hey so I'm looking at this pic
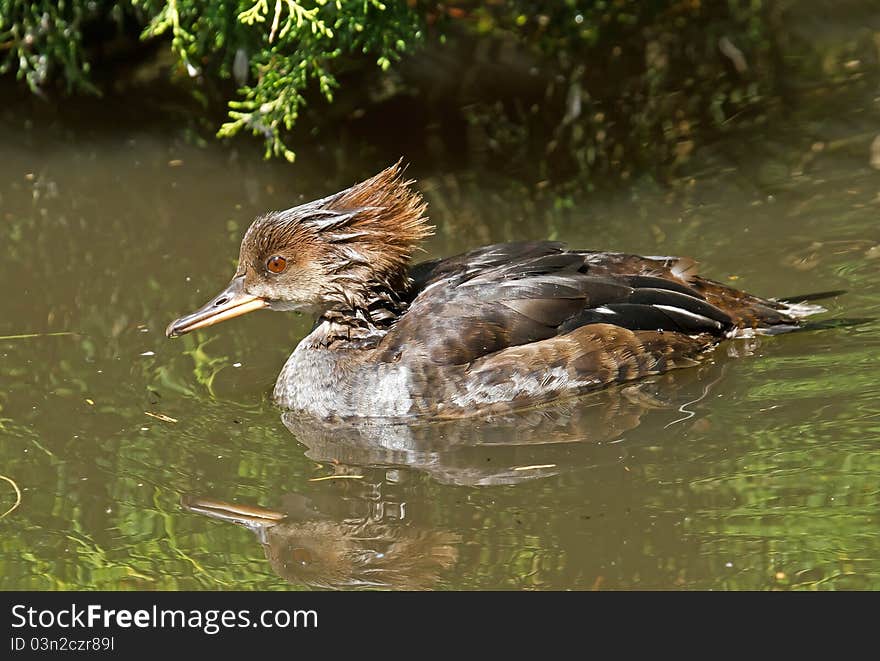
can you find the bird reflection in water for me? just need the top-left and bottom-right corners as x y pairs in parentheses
(283, 361), (733, 486)
(183, 360), (736, 589)
(182, 475), (460, 591)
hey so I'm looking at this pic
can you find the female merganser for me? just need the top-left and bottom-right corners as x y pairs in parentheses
(166, 162), (826, 419)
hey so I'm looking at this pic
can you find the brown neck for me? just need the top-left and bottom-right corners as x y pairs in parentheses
(311, 280), (411, 350)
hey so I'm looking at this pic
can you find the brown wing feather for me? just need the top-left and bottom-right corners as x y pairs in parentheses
(580, 249), (795, 326)
(381, 241), (800, 367)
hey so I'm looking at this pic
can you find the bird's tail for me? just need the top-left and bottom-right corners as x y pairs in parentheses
(774, 289), (846, 320)
(752, 290), (872, 335)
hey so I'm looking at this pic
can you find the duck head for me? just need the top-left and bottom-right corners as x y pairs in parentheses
(166, 162), (431, 338)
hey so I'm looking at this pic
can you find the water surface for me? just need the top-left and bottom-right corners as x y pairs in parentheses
(1, 89), (878, 590)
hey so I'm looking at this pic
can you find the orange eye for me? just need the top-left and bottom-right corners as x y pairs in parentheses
(266, 255), (287, 274)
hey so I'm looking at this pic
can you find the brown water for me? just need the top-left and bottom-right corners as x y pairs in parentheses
(1, 88), (878, 590)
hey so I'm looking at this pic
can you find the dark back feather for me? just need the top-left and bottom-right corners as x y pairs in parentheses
(379, 241), (802, 366)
